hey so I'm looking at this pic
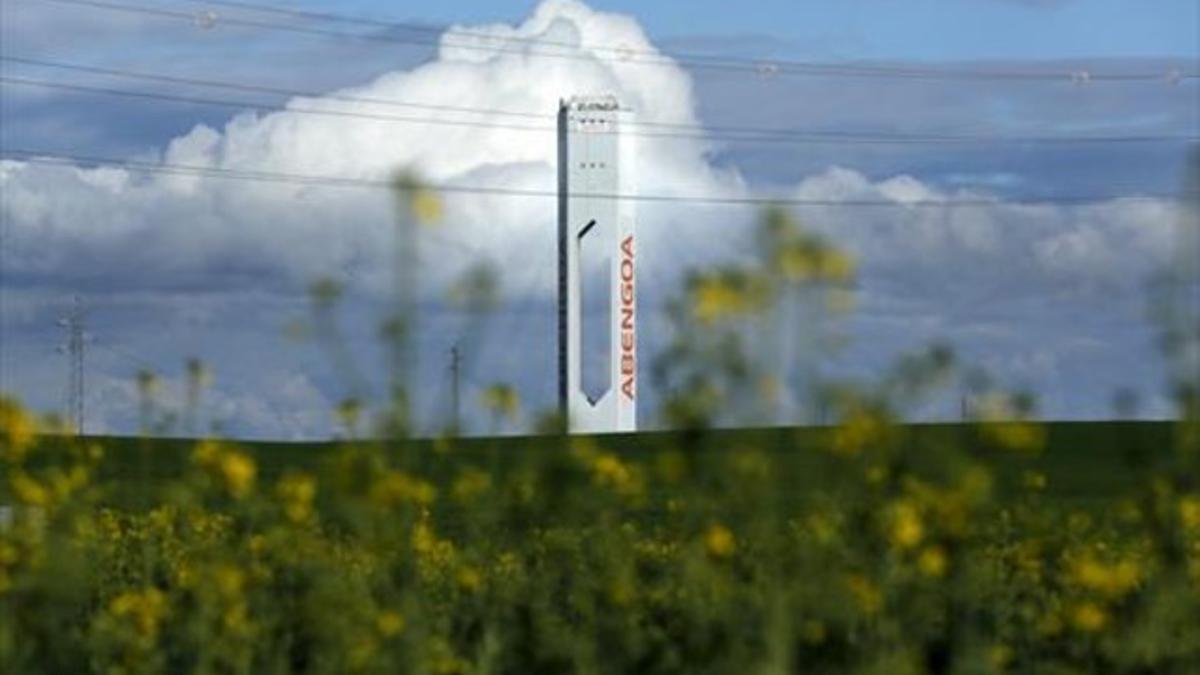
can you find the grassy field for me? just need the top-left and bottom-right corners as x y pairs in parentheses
(42, 420), (1177, 510)
(5, 390), (1200, 673)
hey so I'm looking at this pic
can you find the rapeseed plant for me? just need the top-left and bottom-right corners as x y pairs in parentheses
(0, 194), (1197, 673)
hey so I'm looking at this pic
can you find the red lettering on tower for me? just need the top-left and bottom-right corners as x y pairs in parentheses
(619, 235), (636, 401)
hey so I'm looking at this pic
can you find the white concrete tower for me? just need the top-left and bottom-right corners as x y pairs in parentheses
(557, 96), (637, 433)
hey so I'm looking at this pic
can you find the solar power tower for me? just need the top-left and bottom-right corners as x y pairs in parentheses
(557, 96), (637, 433)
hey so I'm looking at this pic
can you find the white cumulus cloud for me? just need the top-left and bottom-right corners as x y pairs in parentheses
(0, 0), (1188, 436)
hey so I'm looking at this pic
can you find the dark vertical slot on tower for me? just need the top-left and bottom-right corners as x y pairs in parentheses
(579, 218), (612, 405)
(556, 102), (569, 419)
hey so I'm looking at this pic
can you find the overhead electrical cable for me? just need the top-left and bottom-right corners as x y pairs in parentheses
(177, 0), (1200, 83)
(0, 76), (554, 133)
(2, 149), (1187, 208)
(27, 0), (1199, 83)
(1, 55), (549, 121)
(29, 0), (770, 75)
(178, 0), (734, 64)
(8, 56), (1197, 144)
(3, 70), (1195, 146)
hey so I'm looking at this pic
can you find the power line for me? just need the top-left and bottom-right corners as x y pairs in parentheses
(27, 0), (1199, 84)
(9, 56), (1197, 145)
(1, 55), (548, 121)
(181, 0), (737, 68)
(95, 341), (166, 374)
(178, 0), (1200, 84)
(7, 74), (1194, 147)
(2, 148), (1187, 208)
(0, 76), (551, 133)
(32, 0), (715, 73)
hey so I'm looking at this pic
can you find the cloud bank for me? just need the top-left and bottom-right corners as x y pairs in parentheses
(0, 0), (1189, 436)
(2, 0), (742, 300)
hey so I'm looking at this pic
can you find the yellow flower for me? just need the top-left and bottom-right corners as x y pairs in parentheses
(109, 588), (168, 639)
(371, 470), (437, 508)
(46, 465), (89, 502)
(865, 464), (888, 485)
(830, 407), (891, 457)
(0, 542), (16, 566)
(276, 472), (317, 523)
(450, 469), (491, 504)
(174, 562), (195, 588)
(1069, 554), (1140, 599)
(918, 546), (948, 578)
(214, 565), (245, 599)
(988, 422), (1045, 453)
(704, 523), (736, 560)
(590, 453), (642, 498)
(9, 471), (49, 507)
(456, 566), (483, 593)
(0, 397), (37, 464)
(393, 172), (443, 226)
(223, 602), (250, 634)
(845, 574), (882, 615)
(887, 501), (924, 550)
(480, 384), (520, 421)
(376, 610), (405, 638)
(816, 249), (856, 283)
(689, 272), (770, 324)
(493, 551), (520, 579)
(989, 645), (1014, 669)
(219, 451), (256, 499)
(1014, 540), (1044, 582)
(412, 521), (455, 566)
(1071, 602), (1108, 632)
(193, 441), (256, 498)
(975, 395), (1045, 452)
(411, 188), (443, 225)
(806, 512), (838, 546)
(1180, 496), (1200, 532)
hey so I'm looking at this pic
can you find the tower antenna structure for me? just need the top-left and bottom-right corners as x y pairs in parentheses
(449, 343), (461, 433)
(57, 295), (86, 435)
(557, 96), (637, 433)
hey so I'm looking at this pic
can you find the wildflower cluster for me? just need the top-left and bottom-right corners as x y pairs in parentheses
(0, 391), (1195, 673)
(1, 198), (1197, 673)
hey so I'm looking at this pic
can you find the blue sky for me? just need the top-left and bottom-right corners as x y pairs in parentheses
(1, 0), (1197, 438)
(333, 0), (1200, 59)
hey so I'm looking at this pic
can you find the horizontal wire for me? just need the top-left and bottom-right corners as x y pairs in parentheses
(26, 0), (752, 75)
(179, 0), (1200, 83)
(0, 76), (552, 132)
(0, 55), (550, 121)
(24, 0), (1200, 83)
(2, 148), (1186, 207)
(4, 63), (1195, 144)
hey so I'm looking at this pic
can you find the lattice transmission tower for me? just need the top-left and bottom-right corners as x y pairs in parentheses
(57, 296), (87, 435)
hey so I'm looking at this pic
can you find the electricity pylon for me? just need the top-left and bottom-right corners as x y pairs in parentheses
(57, 295), (86, 435)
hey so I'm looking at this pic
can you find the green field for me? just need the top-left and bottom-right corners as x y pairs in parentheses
(51, 420), (1178, 510)
(6, 400), (1200, 673)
